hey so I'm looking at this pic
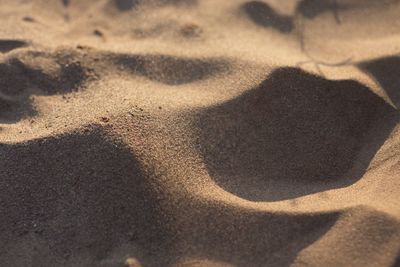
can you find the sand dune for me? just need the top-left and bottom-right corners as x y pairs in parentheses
(0, 0), (399, 266)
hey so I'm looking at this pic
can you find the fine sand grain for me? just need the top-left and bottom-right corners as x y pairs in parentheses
(0, 0), (400, 266)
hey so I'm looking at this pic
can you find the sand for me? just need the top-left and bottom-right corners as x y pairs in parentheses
(0, 0), (399, 266)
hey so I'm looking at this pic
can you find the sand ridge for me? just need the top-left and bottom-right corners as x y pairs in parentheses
(0, 0), (400, 266)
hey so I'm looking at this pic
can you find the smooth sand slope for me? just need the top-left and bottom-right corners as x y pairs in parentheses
(0, 0), (400, 266)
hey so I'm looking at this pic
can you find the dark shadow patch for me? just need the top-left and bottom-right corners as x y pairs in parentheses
(93, 29), (104, 37)
(62, 0), (70, 7)
(195, 67), (398, 201)
(167, 200), (339, 267)
(0, 58), (68, 97)
(180, 23), (202, 38)
(0, 58), (86, 95)
(359, 56), (400, 109)
(0, 56), (88, 123)
(242, 1), (294, 33)
(0, 40), (28, 53)
(114, 54), (226, 85)
(392, 254), (400, 267)
(115, 0), (139, 11)
(0, 97), (37, 124)
(159, 0), (197, 6)
(296, 0), (400, 19)
(22, 16), (36, 23)
(57, 61), (88, 93)
(296, 0), (342, 20)
(113, 0), (196, 11)
(0, 98), (15, 115)
(0, 129), (172, 266)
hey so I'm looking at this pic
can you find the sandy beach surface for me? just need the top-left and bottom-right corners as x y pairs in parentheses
(0, 0), (400, 266)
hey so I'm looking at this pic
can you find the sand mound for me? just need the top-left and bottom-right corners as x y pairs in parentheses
(195, 67), (398, 201)
(0, 0), (399, 266)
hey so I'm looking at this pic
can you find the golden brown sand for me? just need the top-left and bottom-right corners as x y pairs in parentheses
(0, 0), (400, 266)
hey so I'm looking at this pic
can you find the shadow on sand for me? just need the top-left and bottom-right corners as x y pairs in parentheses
(195, 67), (399, 201)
